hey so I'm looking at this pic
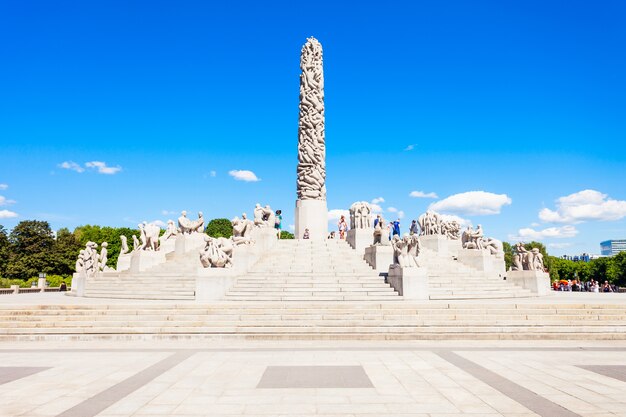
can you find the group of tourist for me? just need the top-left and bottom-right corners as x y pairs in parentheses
(553, 279), (619, 293)
(336, 215), (402, 240)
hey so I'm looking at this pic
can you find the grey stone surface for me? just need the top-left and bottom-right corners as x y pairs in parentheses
(0, 367), (49, 385)
(257, 365), (373, 388)
(578, 365), (626, 382)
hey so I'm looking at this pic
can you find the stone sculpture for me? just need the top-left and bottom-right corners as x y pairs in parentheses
(461, 225), (484, 249)
(132, 235), (140, 251)
(511, 243), (544, 271)
(349, 201), (372, 229)
(119, 235), (129, 255)
(391, 234), (421, 268)
(199, 236), (233, 268)
(373, 217), (391, 246)
(253, 204), (276, 228)
(160, 220), (178, 243)
(231, 214), (254, 245)
(297, 37), (326, 201)
(98, 242), (109, 271)
(139, 222), (160, 251)
(75, 241), (99, 277)
(417, 210), (460, 240)
(177, 211), (205, 234)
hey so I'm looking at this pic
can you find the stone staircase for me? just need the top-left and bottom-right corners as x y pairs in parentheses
(82, 249), (198, 301)
(225, 239), (401, 301)
(1, 302), (626, 340)
(418, 247), (535, 300)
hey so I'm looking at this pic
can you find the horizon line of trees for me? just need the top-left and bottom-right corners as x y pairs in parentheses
(0, 220), (623, 286)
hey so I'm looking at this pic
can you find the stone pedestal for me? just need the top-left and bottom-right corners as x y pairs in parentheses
(116, 253), (131, 272)
(363, 245), (394, 273)
(457, 249), (506, 279)
(130, 250), (166, 273)
(250, 227), (278, 254)
(195, 268), (235, 302)
(347, 228), (374, 255)
(70, 272), (86, 297)
(507, 270), (551, 296)
(295, 199), (328, 240)
(418, 235), (461, 257)
(231, 244), (260, 272)
(387, 266), (429, 300)
(37, 277), (47, 290)
(10, 285), (19, 294)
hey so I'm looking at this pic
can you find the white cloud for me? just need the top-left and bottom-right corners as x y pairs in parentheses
(539, 190), (626, 224)
(430, 191), (512, 215)
(152, 220), (166, 228)
(161, 210), (177, 216)
(404, 144), (416, 151)
(439, 213), (471, 227)
(228, 170), (260, 182)
(371, 197), (385, 204)
(328, 209), (349, 221)
(0, 196), (16, 206)
(59, 161), (85, 173)
(210, 170), (217, 177)
(397, 210), (405, 219)
(387, 207), (398, 213)
(0, 209), (18, 219)
(370, 203), (383, 214)
(85, 161), (122, 175)
(511, 225), (578, 241)
(409, 190), (439, 199)
(0, 184), (7, 190)
(288, 224), (295, 231)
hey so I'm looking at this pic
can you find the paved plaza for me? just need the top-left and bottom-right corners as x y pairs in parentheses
(1, 293), (625, 417)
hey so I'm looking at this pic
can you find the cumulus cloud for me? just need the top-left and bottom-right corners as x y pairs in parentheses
(328, 209), (349, 221)
(0, 196), (16, 206)
(439, 213), (471, 227)
(370, 203), (383, 213)
(0, 209), (18, 219)
(85, 161), (122, 175)
(228, 170), (260, 182)
(59, 161), (85, 173)
(0, 184), (7, 190)
(387, 207), (398, 213)
(539, 189), (626, 224)
(429, 191), (512, 215)
(511, 225), (578, 240)
(151, 220), (167, 228)
(404, 144), (416, 151)
(371, 197), (385, 204)
(161, 210), (177, 216)
(409, 190), (438, 199)
(210, 170), (217, 177)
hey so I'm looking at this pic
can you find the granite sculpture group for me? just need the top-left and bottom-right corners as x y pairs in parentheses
(75, 241), (110, 277)
(511, 242), (545, 271)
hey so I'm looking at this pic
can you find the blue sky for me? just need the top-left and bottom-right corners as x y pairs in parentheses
(1, 0), (625, 256)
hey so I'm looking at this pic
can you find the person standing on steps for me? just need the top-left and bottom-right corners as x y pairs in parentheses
(338, 215), (347, 239)
(275, 209), (282, 239)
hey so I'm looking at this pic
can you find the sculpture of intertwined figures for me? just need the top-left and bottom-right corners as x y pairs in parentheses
(297, 37), (326, 201)
(349, 201), (372, 229)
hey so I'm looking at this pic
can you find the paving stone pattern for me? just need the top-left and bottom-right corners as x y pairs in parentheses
(0, 346), (624, 416)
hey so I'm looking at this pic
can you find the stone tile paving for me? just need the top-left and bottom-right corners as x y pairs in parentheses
(0, 344), (624, 416)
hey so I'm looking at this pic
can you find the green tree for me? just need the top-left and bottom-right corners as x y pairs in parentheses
(74, 225), (137, 268)
(6, 220), (55, 279)
(608, 252), (626, 286)
(502, 241), (513, 271)
(50, 228), (82, 276)
(206, 218), (233, 238)
(0, 225), (9, 277)
(588, 257), (611, 283)
(280, 231), (294, 239)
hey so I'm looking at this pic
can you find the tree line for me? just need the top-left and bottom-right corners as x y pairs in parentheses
(0, 219), (294, 285)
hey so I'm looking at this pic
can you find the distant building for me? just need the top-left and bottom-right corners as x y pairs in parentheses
(600, 240), (626, 256)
